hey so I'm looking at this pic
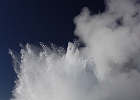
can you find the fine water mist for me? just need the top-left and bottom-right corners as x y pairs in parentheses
(10, 0), (140, 100)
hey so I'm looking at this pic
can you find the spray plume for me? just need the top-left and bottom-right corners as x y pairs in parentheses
(10, 0), (140, 100)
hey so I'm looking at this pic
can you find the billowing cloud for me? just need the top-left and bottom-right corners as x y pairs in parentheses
(10, 0), (140, 100)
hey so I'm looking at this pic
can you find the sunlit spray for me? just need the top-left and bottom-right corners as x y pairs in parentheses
(10, 0), (140, 100)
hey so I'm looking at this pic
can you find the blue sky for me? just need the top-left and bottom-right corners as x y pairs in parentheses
(0, 0), (104, 100)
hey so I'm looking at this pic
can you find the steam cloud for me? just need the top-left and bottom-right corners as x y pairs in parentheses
(10, 0), (140, 100)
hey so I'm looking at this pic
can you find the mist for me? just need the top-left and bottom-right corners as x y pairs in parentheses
(10, 0), (140, 100)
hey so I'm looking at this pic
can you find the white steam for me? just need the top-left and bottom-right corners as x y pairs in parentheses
(10, 0), (140, 100)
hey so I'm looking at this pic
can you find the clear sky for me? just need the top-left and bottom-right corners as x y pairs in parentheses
(0, 0), (105, 100)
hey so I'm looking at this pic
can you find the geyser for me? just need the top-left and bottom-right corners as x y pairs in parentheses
(10, 0), (140, 100)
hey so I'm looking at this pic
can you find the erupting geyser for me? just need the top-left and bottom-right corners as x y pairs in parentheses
(10, 0), (140, 100)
